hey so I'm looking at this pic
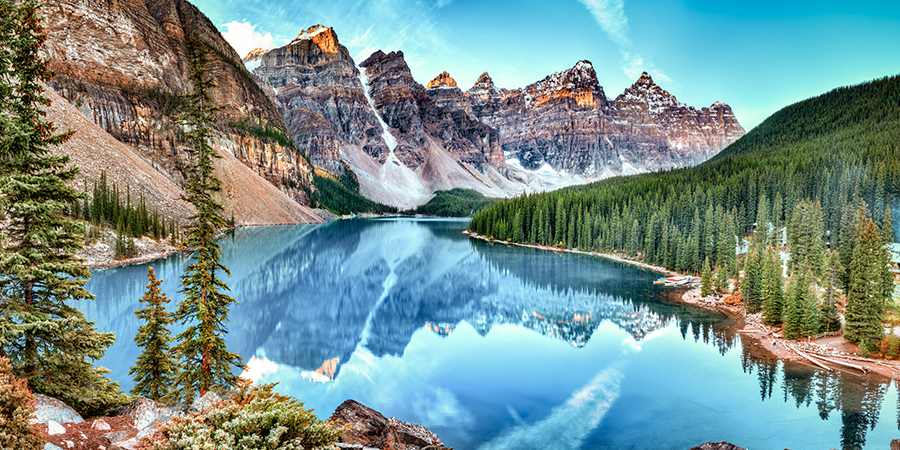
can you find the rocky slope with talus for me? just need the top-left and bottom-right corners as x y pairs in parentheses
(247, 26), (520, 209)
(41, 0), (316, 208)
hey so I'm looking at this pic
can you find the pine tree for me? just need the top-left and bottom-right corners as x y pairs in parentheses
(761, 247), (784, 326)
(130, 268), (179, 402)
(783, 269), (818, 339)
(743, 244), (764, 312)
(879, 206), (894, 306)
(700, 257), (713, 297)
(170, 35), (243, 407)
(0, 0), (125, 416)
(819, 249), (842, 332)
(845, 218), (885, 352)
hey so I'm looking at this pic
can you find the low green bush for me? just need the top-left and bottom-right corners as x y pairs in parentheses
(143, 381), (344, 450)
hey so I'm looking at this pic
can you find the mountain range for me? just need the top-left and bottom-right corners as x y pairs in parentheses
(40, 0), (745, 215)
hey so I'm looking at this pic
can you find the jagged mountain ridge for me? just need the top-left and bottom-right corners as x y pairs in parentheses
(243, 25), (744, 208)
(460, 63), (745, 183)
(42, 0), (317, 213)
(247, 30), (520, 209)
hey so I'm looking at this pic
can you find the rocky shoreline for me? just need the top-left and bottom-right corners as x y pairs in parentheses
(464, 231), (900, 381)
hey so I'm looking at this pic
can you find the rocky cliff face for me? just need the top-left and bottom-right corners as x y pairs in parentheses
(466, 63), (745, 185)
(247, 28), (518, 209)
(249, 25), (388, 172)
(42, 0), (314, 204)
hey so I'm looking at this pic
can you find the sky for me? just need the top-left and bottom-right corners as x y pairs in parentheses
(192, 0), (900, 130)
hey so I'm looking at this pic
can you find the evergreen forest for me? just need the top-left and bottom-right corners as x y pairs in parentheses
(470, 74), (900, 350)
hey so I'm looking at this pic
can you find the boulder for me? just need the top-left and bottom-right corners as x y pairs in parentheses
(115, 397), (176, 437)
(329, 399), (451, 450)
(47, 420), (66, 435)
(31, 394), (84, 424)
(689, 442), (747, 450)
(188, 391), (223, 414)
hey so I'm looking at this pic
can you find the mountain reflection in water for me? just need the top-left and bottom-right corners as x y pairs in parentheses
(81, 218), (900, 450)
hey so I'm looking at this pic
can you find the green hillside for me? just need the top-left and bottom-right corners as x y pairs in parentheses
(405, 189), (500, 217)
(470, 74), (900, 276)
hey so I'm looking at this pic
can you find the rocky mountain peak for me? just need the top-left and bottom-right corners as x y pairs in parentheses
(523, 60), (605, 108)
(615, 71), (684, 114)
(426, 71), (458, 89)
(290, 24), (340, 53)
(244, 48), (268, 59)
(466, 72), (501, 106)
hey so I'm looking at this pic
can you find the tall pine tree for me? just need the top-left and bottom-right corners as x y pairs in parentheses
(761, 247), (784, 326)
(130, 267), (178, 402)
(0, 0), (125, 416)
(845, 218), (885, 352)
(171, 35), (243, 406)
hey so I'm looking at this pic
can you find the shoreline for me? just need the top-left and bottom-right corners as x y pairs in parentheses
(464, 230), (900, 381)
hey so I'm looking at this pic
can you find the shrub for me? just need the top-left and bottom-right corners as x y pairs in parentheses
(0, 356), (43, 450)
(143, 380), (344, 450)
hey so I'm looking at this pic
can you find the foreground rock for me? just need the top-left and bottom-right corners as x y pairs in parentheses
(689, 442), (746, 450)
(34, 396), (176, 450)
(329, 399), (451, 450)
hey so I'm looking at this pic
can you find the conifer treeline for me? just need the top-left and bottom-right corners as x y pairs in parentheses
(470, 74), (900, 277)
(470, 74), (900, 350)
(70, 171), (181, 249)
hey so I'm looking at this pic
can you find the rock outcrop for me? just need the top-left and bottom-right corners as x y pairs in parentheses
(465, 63), (745, 183)
(688, 442), (747, 450)
(329, 399), (451, 450)
(42, 0), (314, 205)
(42, 82), (322, 226)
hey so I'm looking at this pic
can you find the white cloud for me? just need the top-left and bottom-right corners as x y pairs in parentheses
(221, 20), (279, 59)
(576, 1), (677, 87)
(576, 0), (630, 47)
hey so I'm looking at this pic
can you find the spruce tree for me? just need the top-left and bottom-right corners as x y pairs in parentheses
(0, 0), (125, 416)
(130, 268), (178, 402)
(845, 218), (885, 352)
(761, 247), (784, 326)
(783, 269), (818, 339)
(819, 249), (842, 332)
(743, 244), (764, 312)
(879, 206), (894, 306)
(700, 257), (713, 297)
(171, 35), (243, 407)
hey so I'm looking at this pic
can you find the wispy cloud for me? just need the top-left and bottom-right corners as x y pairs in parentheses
(576, 0), (674, 86)
(221, 20), (282, 58)
(477, 365), (625, 450)
(576, 0), (630, 47)
(434, 0), (453, 7)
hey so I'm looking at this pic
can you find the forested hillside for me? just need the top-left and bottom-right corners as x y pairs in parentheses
(470, 74), (900, 349)
(471, 74), (900, 274)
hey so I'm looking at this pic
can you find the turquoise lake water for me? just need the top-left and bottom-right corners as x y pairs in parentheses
(81, 218), (900, 449)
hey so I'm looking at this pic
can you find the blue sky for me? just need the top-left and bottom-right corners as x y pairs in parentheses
(194, 0), (900, 130)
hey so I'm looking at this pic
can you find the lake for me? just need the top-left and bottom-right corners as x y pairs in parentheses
(81, 218), (900, 450)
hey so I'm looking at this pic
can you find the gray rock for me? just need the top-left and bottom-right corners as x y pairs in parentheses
(688, 442), (747, 450)
(31, 394), (84, 424)
(109, 437), (141, 450)
(44, 443), (64, 450)
(103, 430), (132, 444)
(329, 399), (450, 450)
(188, 391), (223, 414)
(92, 418), (111, 431)
(115, 397), (176, 433)
(47, 420), (66, 435)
